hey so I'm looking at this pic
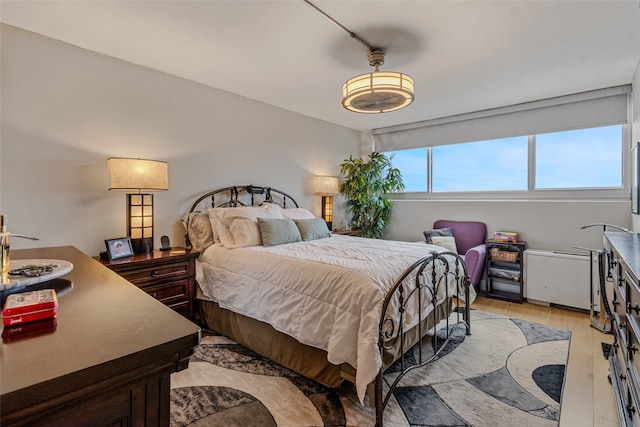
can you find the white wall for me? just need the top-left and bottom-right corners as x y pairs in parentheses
(385, 199), (630, 253)
(0, 24), (359, 256)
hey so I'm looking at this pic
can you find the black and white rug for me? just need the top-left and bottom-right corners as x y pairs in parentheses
(170, 310), (570, 426)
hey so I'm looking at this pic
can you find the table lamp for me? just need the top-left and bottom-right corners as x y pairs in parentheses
(314, 176), (339, 230)
(108, 158), (168, 254)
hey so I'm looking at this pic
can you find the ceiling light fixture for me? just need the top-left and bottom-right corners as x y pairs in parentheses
(302, 0), (415, 114)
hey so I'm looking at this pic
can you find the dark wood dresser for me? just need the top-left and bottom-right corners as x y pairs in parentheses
(605, 232), (640, 426)
(98, 248), (199, 321)
(0, 246), (201, 426)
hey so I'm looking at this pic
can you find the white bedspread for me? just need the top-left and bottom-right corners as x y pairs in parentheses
(196, 235), (474, 403)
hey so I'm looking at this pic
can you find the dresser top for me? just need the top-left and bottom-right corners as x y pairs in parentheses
(1, 246), (200, 410)
(605, 232), (640, 280)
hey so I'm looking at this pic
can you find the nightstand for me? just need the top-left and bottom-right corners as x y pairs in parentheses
(99, 248), (199, 320)
(332, 230), (361, 236)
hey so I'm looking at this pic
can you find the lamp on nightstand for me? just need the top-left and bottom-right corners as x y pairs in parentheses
(314, 176), (339, 230)
(108, 158), (168, 254)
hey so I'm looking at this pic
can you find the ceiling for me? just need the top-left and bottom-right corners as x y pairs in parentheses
(2, 1), (640, 132)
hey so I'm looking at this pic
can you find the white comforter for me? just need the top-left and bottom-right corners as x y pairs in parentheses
(196, 235), (474, 403)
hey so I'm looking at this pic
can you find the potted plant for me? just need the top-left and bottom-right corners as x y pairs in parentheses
(339, 152), (404, 239)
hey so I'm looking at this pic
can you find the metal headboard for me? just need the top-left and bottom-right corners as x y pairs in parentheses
(188, 185), (299, 214)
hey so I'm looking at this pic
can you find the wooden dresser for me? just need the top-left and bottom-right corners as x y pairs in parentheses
(605, 232), (640, 426)
(0, 246), (201, 426)
(99, 248), (199, 320)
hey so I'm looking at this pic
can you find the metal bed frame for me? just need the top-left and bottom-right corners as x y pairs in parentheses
(187, 185), (472, 427)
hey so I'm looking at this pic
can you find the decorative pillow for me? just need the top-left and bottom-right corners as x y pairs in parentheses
(185, 212), (215, 252)
(423, 227), (453, 244)
(295, 218), (330, 241)
(281, 208), (316, 220)
(430, 235), (459, 253)
(210, 204), (282, 248)
(258, 218), (302, 247)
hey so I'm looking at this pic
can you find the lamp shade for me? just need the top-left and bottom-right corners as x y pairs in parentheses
(314, 176), (339, 196)
(108, 158), (168, 192)
(342, 71), (414, 114)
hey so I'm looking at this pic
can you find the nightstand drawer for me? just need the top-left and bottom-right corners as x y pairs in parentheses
(99, 248), (199, 321)
(142, 280), (190, 305)
(117, 260), (190, 285)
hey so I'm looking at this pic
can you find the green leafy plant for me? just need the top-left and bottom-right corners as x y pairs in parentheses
(339, 152), (404, 239)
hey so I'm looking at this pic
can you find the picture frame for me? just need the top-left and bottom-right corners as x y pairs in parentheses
(105, 237), (134, 260)
(633, 142), (640, 215)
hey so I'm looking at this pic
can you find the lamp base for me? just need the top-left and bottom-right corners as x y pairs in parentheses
(131, 237), (153, 255)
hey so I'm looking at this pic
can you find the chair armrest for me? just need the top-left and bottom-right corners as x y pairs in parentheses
(464, 243), (487, 288)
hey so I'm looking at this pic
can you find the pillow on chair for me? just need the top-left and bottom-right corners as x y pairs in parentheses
(423, 227), (453, 244)
(430, 235), (458, 253)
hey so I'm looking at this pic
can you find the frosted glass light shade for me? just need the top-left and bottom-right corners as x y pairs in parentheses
(108, 158), (168, 192)
(314, 176), (339, 196)
(342, 71), (414, 113)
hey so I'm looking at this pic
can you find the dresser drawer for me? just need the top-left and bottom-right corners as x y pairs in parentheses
(142, 279), (190, 304)
(117, 260), (191, 285)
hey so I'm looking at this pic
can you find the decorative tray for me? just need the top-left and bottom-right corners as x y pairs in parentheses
(1, 259), (73, 292)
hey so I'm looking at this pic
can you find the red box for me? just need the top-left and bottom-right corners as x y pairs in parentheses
(2, 289), (58, 326)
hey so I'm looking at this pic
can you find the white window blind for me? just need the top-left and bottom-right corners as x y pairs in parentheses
(373, 85), (630, 152)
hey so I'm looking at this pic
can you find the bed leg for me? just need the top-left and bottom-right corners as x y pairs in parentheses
(366, 383), (376, 408)
(465, 284), (471, 335)
(375, 371), (383, 427)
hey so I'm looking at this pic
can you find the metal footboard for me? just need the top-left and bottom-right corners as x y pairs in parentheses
(374, 251), (471, 427)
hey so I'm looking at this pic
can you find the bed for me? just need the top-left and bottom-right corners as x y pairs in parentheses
(184, 185), (473, 426)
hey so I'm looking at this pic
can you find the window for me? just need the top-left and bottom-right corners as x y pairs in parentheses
(432, 137), (528, 192)
(389, 148), (427, 192)
(535, 125), (622, 189)
(385, 124), (624, 195)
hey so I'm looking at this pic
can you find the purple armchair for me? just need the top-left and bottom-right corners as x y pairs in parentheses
(430, 219), (487, 289)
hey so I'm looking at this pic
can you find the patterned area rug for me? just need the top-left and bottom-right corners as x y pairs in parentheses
(170, 310), (570, 426)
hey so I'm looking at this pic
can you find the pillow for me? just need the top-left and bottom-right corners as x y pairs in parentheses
(423, 227), (453, 244)
(430, 235), (459, 253)
(208, 207), (225, 244)
(210, 204), (283, 248)
(258, 218), (302, 247)
(185, 212), (215, 252)
(295, 218), (331, 241)
(281, 208), (316, 220)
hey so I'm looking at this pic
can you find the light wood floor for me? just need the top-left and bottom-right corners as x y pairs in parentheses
(470, 296), (619, 427)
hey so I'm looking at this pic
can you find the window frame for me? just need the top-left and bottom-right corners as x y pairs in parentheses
(387, 122), (630, 201)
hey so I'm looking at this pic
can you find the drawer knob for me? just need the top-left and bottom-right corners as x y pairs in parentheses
(151, 270), (159, 278)
(631, 303), (640, 315)
(152, 292), (158, 298)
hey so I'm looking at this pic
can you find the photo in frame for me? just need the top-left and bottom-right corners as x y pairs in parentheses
(105, 237), (134, 260)
(633, 142), (640, 215)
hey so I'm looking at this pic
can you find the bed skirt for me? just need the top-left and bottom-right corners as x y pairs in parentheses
(198, 298), (453, 391)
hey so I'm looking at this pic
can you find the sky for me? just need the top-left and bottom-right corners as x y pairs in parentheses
(387, 125), (623, 193)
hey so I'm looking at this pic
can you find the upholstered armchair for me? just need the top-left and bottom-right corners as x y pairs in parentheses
(426, 219), (487, 289)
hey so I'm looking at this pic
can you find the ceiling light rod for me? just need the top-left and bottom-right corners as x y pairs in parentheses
(301, 0), (376, 53)
(303, 0), (415, 113)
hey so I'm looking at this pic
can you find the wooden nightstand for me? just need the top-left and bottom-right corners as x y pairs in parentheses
(332, 230), (361, 236)
(99, 248), (199, 320)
